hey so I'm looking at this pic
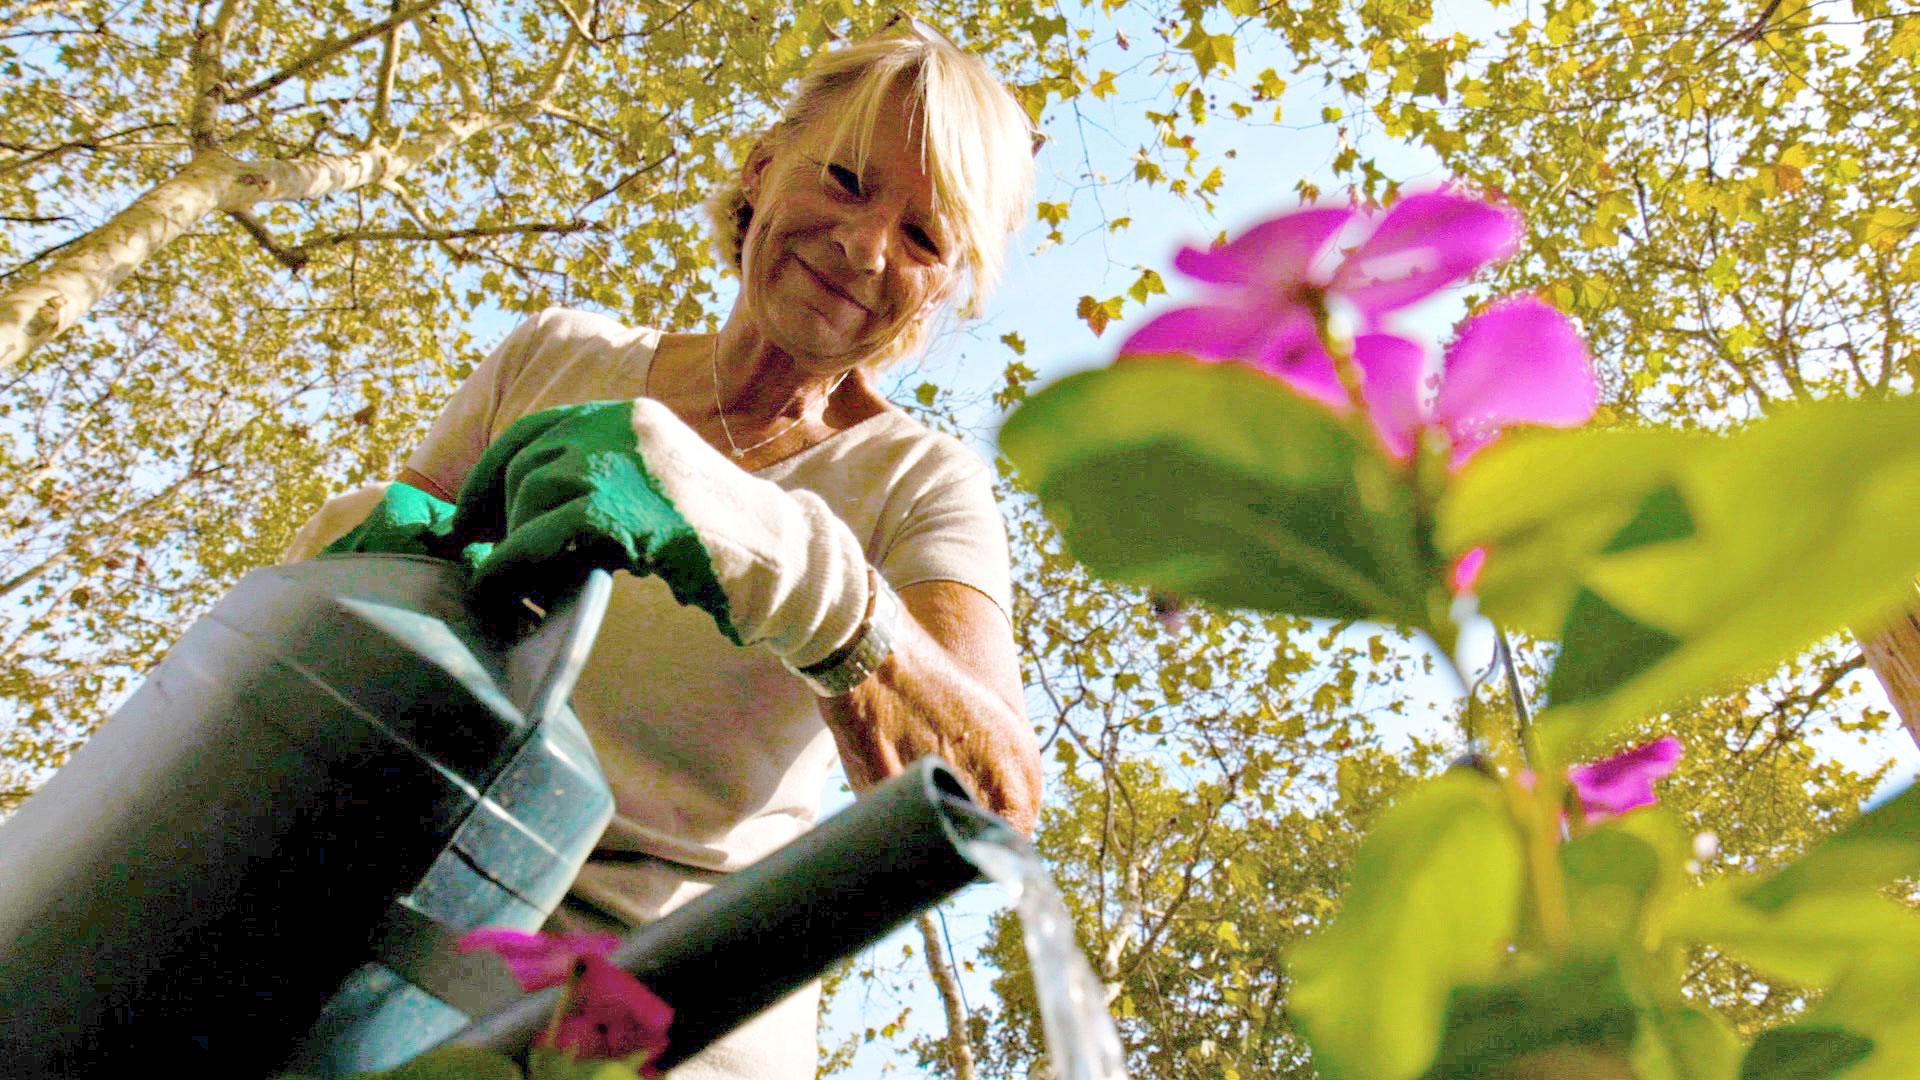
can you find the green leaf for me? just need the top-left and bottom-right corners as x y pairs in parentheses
(1442, 397), (1920, 760)
(1560, 818), (1674, 951)
(1421, 958), (1638, 1079)
(999, 360), (1434, 630)
(1439, 427), (1694, 638)
(1744, 784), (1920, 910)
(1740, 1026), (1874, 1080)
(1632, 1005), (1743, 1080)
(1798, 961), (1920, 1079)
(1546, 587), (1683, 707)
(527, 1046), (650, 1080)
(363, 1046), (524, 1080)
(1668, 883), (1920, 989)
(1288, 771), (1525, 1080)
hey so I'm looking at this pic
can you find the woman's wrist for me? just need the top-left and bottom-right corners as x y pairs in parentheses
(787, 567), (901, 697)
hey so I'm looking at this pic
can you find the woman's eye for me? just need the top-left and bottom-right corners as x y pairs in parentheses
(826, 164), (862, 196)
(906, 226), (942, 257)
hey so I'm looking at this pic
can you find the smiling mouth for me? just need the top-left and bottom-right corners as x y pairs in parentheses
(795, 259), (871, 314)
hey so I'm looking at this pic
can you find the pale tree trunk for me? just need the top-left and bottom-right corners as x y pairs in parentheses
(1859, 583), (1920, 750)
(917, 912), (980, 1080)
(0, 25), (578, 372)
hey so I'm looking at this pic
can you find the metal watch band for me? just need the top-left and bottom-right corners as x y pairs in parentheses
(790, 570), (901, 697)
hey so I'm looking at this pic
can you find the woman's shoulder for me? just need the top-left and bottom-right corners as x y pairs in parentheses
(488, 307), (664, 401)
(800, 404), (994, 497)
(506, 306), (663, 362)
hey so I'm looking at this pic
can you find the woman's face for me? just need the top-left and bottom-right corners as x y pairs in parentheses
(739, 86), (958, 369)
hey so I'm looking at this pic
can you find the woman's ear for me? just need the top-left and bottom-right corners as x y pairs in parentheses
(741, 138), (776, 203)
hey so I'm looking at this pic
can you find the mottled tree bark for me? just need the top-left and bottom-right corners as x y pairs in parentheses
(1860, 585), (1920, 750)
(918, 912), (980, 1080)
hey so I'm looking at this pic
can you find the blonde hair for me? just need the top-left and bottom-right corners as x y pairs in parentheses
(707, 29), (1037, 366)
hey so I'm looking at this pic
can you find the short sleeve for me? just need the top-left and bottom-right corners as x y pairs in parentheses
(403, 311), (552, 501)
(876, 461), (1013, 620)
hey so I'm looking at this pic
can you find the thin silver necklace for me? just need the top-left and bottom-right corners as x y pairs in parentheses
(709, 335), (849, 459)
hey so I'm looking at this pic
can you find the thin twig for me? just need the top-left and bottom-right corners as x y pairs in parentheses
(1495, 629), (1532, 736)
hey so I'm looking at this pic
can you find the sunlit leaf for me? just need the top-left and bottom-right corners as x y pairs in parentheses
(1443, 397), (1920, 760)
(1000, 359), (1435, 630)
(1289, 771), (1525, 1080)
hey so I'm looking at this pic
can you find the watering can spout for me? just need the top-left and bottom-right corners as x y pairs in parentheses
(448, 756), (1011, 1071)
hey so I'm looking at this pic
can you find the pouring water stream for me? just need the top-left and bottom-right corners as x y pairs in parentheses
(961, 834), (1130, 1080)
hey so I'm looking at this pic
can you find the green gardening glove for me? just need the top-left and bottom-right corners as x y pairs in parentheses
(321, 481), (493, 568)
(448, 399), (872, 672)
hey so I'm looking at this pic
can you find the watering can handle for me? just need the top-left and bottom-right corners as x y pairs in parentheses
(500, 568), (614, 729)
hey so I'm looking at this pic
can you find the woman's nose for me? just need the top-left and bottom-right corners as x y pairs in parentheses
(833, 209), (889, 275)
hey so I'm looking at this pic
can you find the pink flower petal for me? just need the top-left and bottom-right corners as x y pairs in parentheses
(548, 954), (675, 1065)
(1568, 736), (1682, 820)
(1332, 192), (1522, 317)
(1433, 295), (1597, 466)
(1249, 322), (1349, 409)
(1119, 302), (1352, 413)
(456, 927), (621, 992)
(1352, 333), (1430, 459)
(1118, 302), (1302, 364)
(1451, 547), (1488, 594)
(1172, 206), (1357, 286)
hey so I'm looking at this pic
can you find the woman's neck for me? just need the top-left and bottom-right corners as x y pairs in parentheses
(706, 316), (850, 425)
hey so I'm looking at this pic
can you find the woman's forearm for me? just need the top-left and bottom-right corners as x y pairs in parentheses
(818, 581), (1042, 834)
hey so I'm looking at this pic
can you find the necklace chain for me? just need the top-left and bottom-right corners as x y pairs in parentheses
(709, 335), (849, 459)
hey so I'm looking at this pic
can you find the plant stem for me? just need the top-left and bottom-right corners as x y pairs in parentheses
(1512, 773), (1573, 951)
(1495, 629), (1534, 742)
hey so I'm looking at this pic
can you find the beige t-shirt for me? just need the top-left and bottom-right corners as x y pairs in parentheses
(403, 307), (1013, 879)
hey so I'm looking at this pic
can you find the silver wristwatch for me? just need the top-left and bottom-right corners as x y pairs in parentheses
(789, 568), (901, 697)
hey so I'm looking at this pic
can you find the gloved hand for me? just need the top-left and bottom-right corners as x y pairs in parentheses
(321, 481), (492, 568)
(449, 399), (871, 670)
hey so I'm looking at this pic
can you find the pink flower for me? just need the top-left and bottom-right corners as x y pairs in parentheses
(1355, 296), (1597, 468)
(1567, 736), (1683, 821)
(1119, 192), (1521, 406)
(458, 927), (673, 1066)
(1450, 547), (1488, 594)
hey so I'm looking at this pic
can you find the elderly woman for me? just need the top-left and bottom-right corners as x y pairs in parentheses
(284, 20), (1043, 1078)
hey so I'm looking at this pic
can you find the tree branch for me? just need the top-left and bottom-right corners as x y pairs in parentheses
(576, 149), (676, 214)
(365, 4), (406, 147)
(0, 16), (586, 370)
(380, 181), (473, 262)
(226, 0), (441, 106)
(553, 0), (596, 44)
(541, 105), (619, 143)
(415, 11), (482, 114)
(294, 218), (592, 252)
(186, 0), (246, 147)
(226, 209), (309, 271)
(916, 912), (980, 1080)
